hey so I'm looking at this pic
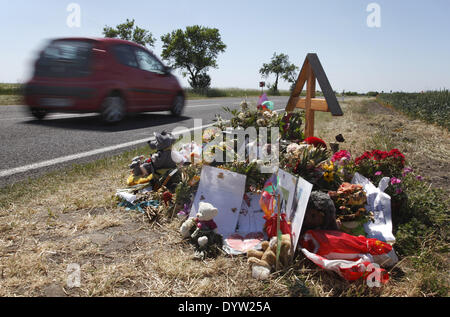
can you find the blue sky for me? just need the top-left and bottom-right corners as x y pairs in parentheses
(1, 0), (449, 92)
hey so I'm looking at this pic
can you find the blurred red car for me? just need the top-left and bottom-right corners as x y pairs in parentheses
(24, 37), (185, 123)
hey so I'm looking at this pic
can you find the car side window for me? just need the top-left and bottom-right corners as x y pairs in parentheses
(134, 49), (165, 74)
(112, 45), (138, 68)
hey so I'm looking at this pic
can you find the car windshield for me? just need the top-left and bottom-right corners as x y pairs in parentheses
(35, 40), (93, 78)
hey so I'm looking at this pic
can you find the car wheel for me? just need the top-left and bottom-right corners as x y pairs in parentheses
(171, 94), (185, 117)
(101, 95), (126, 124)
(30, 108), (48, 120)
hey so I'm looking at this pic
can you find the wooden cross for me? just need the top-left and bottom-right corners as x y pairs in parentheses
(285, 53), (343, 138)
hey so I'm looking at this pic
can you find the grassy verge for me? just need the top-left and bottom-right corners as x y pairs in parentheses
(0, 97), (448, 297)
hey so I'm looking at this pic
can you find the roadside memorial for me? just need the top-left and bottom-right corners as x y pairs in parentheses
(113, 54), (410, 285)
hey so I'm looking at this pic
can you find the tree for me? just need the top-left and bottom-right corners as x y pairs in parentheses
(161, 25), (226, 90)
(259, 53), (298, 93)
(103, 19), (156, 47)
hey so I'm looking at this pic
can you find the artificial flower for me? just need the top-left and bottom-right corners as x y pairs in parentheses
(304, 137), (327, 149)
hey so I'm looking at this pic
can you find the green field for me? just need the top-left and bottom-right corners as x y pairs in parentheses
(377, 90), (450, 130)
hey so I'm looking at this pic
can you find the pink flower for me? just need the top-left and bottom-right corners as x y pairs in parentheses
(374, 171), (382, 176)
(395, 188), (403, 195)
(402, 167), (413, 177)
(416, 175), (423, 181)
(390, 177), (401, 185)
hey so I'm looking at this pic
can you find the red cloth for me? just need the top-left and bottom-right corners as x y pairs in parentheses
(197, 219), (218, 231)
(264, 213), (292, 239)
(300, 230), (395, 282)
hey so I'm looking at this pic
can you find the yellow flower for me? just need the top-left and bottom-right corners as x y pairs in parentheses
(324, 171), (335, 183)
(323, 161), (335, 171)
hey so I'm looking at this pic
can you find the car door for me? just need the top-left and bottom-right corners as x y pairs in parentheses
(110, 44), (146, 111)
(133, 48), (173, 108)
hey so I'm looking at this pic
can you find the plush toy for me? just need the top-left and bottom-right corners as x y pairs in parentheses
(180, 202), (223, 254)
(302, 191), (338, 233)
(247, 234), (292, 280)
(129, 131), (177, 177)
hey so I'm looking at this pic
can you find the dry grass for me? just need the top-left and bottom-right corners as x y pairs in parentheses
(0, 95), (24, 106)
(0, 97), (448, 297)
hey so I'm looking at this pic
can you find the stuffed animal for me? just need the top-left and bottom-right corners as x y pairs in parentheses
(129, 131), (177, 177)
(247, 234), (292, 279)
(302, 191), (338, 233)
(180, 202), (222, 250)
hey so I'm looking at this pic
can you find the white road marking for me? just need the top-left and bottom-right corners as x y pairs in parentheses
(0, 122), (216, 178)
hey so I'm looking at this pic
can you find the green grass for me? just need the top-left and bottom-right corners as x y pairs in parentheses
(184, 87), (293, 99)
(377, 90), (450, 130)
(0, 83), (23, 95)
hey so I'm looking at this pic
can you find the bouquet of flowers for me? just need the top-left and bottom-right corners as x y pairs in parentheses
(328, 183), (373, 235)
(354, 149), (406, 183)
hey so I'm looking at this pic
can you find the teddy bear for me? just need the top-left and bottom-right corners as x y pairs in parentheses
(180, 202), (223, 257)
(247, 234), (292, 280)
(129, 131), (177, 177)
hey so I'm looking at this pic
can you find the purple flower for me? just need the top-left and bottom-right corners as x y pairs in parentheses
(390, 177), (402, 185)
(375, 171), (382, 176)
(395, 188), (403, 195)
(402, 167), (414, 177)
(416, 175), (423, 181)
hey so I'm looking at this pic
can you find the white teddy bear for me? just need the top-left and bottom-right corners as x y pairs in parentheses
(180, 202), (220, 248)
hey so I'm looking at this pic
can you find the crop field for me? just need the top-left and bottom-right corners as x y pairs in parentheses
(377, 90), (450, 130)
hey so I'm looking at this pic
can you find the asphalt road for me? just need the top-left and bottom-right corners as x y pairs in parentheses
(0, 96), (290, 187)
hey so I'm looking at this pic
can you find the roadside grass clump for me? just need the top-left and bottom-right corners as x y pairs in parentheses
(377, 90), (450, 130)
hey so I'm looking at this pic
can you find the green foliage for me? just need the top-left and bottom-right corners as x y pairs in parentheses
(260, 53), (298, 93)
(0, 83), (23, 95)
(393, 174), (449, 256)
(161, 25), (226, 90)
(366, 91), (379, 97)
(185, 87), (292, 99)
(221, 161), (267, 192)
(377, 90), (450, 129)
(103, 19), (156, 47)
(189, 73), (211, 94)
(279, 112), (304, 141)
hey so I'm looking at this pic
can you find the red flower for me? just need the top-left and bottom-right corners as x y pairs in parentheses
(162, 191), (173, 205)
(355, 149), (405, 167)
(304, 137), (327, 149)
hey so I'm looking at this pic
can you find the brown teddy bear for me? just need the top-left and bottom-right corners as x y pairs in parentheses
(247, 234), (292, 280)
